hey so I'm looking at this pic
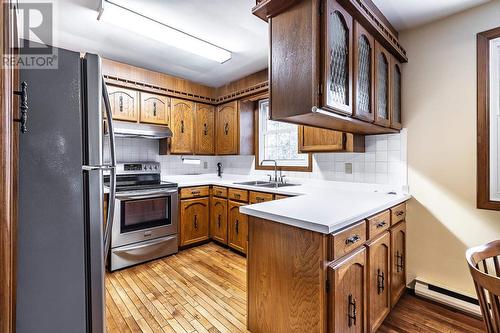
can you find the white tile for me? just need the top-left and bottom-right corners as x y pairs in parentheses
(376, 162), (388, 173)
(376, 151), (388, 162)
(376, 138), (388, 151)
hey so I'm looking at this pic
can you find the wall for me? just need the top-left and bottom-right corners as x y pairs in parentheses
(400, 1), (500, 297)
(105, 132), (407, 186)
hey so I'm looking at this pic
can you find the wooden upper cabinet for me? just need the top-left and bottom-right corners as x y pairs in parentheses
(374, 41), (391, 127)
(323, 0), (353, 115)
(170, 98), (194, 154)
(353, 22), (375, 122)
(391, 58), (403, 130)
(328, 247), (367, 333)
(107, 85), (139, 122)
(367, 232), (391, 333)
(390, 221), (406, 308)
(228, 200), (248, 254)
(194, 103), (215, 155)
(216, 101), (239, 155)
(140, 92), (170, 125)
(299, 126), (365, 153)
(180, 197), (210, 247)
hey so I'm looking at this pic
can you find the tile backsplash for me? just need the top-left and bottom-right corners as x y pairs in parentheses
(104, 130), (407, 186)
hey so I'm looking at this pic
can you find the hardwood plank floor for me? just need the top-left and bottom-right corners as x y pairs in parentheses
(105, 242), (485, 333)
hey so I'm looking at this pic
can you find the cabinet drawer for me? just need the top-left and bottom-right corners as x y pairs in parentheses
(275, 194), (290, 200)
(390, 203), (406, 225)
(331, 221), (367, 261)
(249, 191), (274, 204)
(367, 210), (390, 239)
(228, 188), (249, 202)
(180, 186), (210, 199)
(211, 186), (227, 198)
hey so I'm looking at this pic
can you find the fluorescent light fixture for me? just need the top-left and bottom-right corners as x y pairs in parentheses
(97, 0), (232, 63)
(182, 157), (201, 165)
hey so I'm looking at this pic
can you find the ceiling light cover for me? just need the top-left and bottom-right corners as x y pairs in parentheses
(98, 0), (232, 63)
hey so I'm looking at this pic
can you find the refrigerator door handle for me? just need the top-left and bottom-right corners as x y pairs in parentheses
(102, 77), (117, 264)
(82, 165), (116, 171)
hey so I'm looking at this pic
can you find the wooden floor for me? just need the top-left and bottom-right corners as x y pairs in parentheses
(105, 242), (485, 333)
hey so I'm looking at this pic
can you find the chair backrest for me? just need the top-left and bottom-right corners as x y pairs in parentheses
(466, 240), (500, 333)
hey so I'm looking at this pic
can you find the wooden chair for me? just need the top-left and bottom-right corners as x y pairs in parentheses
(466, 240), (500, 333)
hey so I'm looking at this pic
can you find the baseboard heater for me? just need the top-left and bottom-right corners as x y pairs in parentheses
(414, 279), (481, 317)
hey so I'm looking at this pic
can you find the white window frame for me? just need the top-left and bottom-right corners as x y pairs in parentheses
(257, 100), (310, 169)
(489, 37), (500, 202)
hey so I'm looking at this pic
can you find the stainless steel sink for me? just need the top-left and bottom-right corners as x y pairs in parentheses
(233, 181), (300, 188)
(233, 181), (274, 186)
(257, 182), (300, 188)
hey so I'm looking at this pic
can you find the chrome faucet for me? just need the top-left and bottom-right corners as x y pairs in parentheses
(261, 159), (278, 183)
(216, 162), (223, 178)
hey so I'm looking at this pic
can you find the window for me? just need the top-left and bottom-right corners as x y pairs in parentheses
(256, 100), (311, 171)
(477, 27), (500, 210)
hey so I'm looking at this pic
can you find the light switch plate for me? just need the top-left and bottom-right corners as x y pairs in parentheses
(345, 162), (353, 174)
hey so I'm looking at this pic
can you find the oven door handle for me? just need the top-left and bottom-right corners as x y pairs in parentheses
(113, 236), (176, 253)
(116, 190), (178, 201)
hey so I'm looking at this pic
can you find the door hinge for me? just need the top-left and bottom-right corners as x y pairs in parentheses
(318, 83), (323, 96)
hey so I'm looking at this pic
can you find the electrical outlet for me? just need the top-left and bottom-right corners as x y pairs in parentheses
(345, 162), (353, 174)
(203, 162), (208, 169)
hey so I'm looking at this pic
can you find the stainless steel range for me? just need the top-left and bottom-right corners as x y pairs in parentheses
(105, 162), (178, 271)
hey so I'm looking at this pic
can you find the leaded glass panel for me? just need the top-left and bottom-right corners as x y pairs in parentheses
(357, 35), (371, 115)
(328, 11), (349, 106)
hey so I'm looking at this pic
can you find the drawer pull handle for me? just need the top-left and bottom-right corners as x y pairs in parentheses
(348, 294), (357, 327)
(234, 193), (241, 199)
(345, 235), (361, 245)
(235, 220), (239, 234)
(376, 221), (387, 229)
(256, 197), (265, 202)
(396, 251), (405, 272)
(194, 215), (198, 229)
(192, 191), (200, 196)
(377, 269), (385, 294)
(396, 211), (405, 217)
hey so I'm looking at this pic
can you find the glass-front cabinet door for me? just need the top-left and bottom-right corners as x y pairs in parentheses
(391, 58), (403, 129)
(375, 41), (391, 127)
(323, 0), (353, 115)
(353, 22), (374, 122)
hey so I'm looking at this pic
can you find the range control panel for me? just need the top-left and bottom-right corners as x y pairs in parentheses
(118, 162), (160, 174)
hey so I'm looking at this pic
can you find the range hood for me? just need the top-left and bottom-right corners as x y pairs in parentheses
(107, 120), (173, 139)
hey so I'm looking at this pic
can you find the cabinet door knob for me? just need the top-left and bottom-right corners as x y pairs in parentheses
(377, 269), (385, 294)
(194, 215), (198, 229)
(235, 220), (239, 234)
(119, 95), (123, 112)
(204, 123), (208, 135)
(217, 214), (221, 228)
(153, 101), (157, 116)
(224, 122), (229, 135)
(345, 234), (361, 245)
(396, 251), (404, 272)
(181, 120), (185, 133)
(348, 294), (357, 327)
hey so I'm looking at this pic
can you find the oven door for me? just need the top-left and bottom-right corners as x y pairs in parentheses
(111, 189), (178, 248)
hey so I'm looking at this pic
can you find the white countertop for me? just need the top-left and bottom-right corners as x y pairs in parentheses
(162, 174), (411, 234)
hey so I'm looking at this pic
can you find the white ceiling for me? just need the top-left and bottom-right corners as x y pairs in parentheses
(29, 0), (491, 87)
(372, 0), (491, 31)
(47, 0), (268, 87)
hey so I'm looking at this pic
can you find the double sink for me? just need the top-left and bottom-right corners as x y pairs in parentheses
(233, 180), (300, 188)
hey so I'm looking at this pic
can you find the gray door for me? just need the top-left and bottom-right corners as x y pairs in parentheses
(17, 47), (87, 333)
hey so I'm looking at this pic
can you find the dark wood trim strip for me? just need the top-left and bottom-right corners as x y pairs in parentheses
(1, 2), (17, 332)
(477, 26), (500, 210)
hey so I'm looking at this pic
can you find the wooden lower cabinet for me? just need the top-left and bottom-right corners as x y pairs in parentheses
(210, 196), (228, 244)
(179, 197), (209, 247)
(367, 232), (391, 333)
(328, 247), (367, 333)
(228, 200), (248, 254)
(390, 221), (406, 307)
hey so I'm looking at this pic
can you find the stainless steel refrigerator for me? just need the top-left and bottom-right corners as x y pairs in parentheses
(17, 46), (116, 332)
